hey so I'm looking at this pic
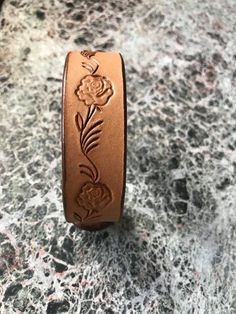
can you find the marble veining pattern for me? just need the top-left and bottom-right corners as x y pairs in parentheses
(0, 0), (236, 313)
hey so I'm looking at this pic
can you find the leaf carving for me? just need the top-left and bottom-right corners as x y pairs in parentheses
(79, 164), (95, 180)
(84, 136), (100, 153)
(75, 112), (83, 131)
(80, 50), (96, 59)
(82, 62), (94, 73)
(85, 143), (99, 154)
(82, 129), (102, 147)
(80, 170), (94, 180)
(81, 120), (103, 146)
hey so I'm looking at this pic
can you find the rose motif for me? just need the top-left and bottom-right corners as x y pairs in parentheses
(75, 75), (113, 107)
(77, 182), (112, 217)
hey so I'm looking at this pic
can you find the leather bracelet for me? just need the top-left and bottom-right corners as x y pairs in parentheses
(62, 50), (127, 231)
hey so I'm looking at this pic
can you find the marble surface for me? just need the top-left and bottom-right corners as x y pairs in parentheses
(0, 0), (236, 313)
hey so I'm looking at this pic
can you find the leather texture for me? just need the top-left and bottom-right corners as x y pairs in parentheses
(62, 50), (126, 231)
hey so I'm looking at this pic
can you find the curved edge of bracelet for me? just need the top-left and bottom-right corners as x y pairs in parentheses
(118, 52), (127, 224)
(61, 51), (70, 225)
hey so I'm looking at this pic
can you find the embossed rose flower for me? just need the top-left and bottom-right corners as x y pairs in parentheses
(77, 182), (111, 215)
(75, 75), (113, 106)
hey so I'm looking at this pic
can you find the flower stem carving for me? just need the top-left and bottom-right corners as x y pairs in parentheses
(75, 105), (101, 182)
(73, 51), (114, 223)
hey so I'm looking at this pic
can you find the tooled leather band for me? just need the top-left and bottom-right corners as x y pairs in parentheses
(62, 50), (126, 231)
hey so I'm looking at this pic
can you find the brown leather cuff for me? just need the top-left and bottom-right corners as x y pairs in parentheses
(61, 50), (127, 231)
